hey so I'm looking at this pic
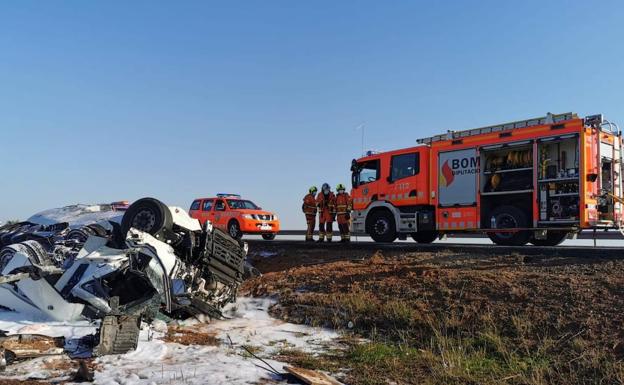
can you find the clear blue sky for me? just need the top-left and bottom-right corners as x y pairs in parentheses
(1, 1), (623, 228)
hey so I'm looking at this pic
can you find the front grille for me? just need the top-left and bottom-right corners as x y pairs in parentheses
(256, 214), (273, 221)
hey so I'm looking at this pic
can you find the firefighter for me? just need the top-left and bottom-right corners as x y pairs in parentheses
(316, 183), (336, 242)
(335, 184), (353, 242)
(302, 186), (318, 241)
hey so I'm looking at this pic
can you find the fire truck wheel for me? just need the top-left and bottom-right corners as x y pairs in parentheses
(530, 231), (568, 246)
(121, 198), (173, 239)
(228, 220), (242, 239)
(411, 231), (438, 244)
(486, 205), (531, 246)
(367, 210), (397, 243)
(261, 233), (276, 240)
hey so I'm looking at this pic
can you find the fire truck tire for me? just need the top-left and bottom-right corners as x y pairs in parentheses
(228, 220), (242, 239)
(486, 206), (531, 246)
(121, 198), (173, 239)
(367, 210), (397, 243)
(530, 231), (568, 246)
(261, 233), (276, 240)
(411, 231), (438, 244)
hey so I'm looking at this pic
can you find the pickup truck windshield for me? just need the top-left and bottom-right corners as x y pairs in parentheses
(227, 200), (259, 210)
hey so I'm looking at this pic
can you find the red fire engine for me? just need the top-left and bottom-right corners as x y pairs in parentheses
(350, 113), (622, 245)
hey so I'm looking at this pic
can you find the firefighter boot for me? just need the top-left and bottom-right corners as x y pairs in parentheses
(317, 231), (325, 243)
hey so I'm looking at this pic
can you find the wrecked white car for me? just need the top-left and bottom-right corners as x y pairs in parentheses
(0, 198), (248, 356)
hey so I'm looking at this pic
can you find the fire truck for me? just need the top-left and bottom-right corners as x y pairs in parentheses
(350, 112), (623, 245)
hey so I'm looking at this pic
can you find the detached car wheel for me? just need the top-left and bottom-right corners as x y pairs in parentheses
(367, 210), (397, 243)
(261, 233), (276, 241)
(228, 220), (242, 239)
(121, 198), (173, 239)
(487, 205), (530, 246)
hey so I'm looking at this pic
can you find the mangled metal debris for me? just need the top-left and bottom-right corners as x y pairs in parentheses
(0, 334), (65, 371)
(0, 197), (250, 360)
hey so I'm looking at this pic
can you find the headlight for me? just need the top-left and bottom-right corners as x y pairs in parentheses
(242, 214), (254, 219)
(272, 214), (278, 221)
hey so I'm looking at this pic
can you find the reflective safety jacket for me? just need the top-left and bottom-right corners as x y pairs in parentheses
(335, 192), (353, 215)
(302, 193), (317, 215)
(316, 192), (336, 222)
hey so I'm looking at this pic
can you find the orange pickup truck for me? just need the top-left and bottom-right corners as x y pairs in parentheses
(189, 194), (280, 240)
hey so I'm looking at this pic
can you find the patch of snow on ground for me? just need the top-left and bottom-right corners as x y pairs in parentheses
(28, 204), (124, 228)
(0, 297), (340, 385)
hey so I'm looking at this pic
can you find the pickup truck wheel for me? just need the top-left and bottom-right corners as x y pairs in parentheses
(261, 233), (276, 240)
(486, 205), (530, 246)
(367, 211), (397, 243)
(411, 231), (438, 244)
(121, 198), (172, 239)
(530, 231), (568, 246)
(228, 220), (242, 239)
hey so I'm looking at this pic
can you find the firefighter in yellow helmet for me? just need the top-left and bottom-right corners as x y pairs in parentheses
(302, 186), (318, 241)
(335, 183), (353, 242)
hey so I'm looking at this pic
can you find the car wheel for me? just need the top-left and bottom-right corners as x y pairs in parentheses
(486, 205), (531, 246)
(228, 220), (242, 239)
(411, 231), (438, 244)
(367, 210), (397, 243)
(261, 233), (276, 241)
(121, 198), (173, 239)
(530, 231), (568, 246)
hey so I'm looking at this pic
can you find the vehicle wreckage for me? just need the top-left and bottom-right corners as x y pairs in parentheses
(0, 198), (249, 363)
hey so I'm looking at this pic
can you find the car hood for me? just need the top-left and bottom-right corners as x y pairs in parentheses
(236, 209), (275, 217)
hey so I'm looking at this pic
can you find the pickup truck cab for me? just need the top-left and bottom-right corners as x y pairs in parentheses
(189, 194), (280, 240)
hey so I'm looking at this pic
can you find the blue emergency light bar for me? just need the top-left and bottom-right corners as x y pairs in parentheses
(216, 193), (241, 198)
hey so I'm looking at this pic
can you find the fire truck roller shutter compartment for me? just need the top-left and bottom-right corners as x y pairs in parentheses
(438, 148), (479, 206)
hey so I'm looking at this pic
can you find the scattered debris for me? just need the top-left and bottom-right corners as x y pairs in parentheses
(284, 365), (343, 385)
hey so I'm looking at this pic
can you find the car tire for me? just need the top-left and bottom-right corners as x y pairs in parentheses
(530, 231), (568, 246)
(228, 220), (242, 239)
(261, 233), (276, 241)
(367, 210), (397, 243)
(486, 205), (531, 246)
(121, 198), (173, 239)
(411, 231), (438, 244)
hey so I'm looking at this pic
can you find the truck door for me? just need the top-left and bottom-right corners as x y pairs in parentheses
(386, 150), (427, 204)
(352, 159), (381, 206)
(437, 148), (479, 230)
(213, 199), (227, 230)
(201, 199), (214, 225)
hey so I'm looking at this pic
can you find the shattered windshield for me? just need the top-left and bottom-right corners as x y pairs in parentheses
(226, 200), (259, 210)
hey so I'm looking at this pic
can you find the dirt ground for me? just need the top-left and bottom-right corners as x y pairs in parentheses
(243, 243), (624, 385)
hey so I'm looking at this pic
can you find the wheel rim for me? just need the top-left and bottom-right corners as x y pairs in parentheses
(373, 218), (389, 235)
(495, 213), (517, 240)
(229, 223), (239, 237)
(132, 209), (157, 232)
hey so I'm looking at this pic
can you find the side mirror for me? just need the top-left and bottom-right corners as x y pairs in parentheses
(587, 173), (598, 182)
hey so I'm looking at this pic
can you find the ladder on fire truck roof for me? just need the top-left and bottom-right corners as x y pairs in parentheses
(416, 112), (578, 144)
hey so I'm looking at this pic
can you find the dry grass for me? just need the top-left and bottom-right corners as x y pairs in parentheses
(244, 248), (624, 385)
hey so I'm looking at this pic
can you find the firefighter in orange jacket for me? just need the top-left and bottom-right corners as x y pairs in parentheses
(302, 186), (318, 242)
(335, 184), (353, 242)
(316, 183), (336, 242)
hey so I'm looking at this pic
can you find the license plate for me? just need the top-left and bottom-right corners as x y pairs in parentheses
(260, 224), (271, 231)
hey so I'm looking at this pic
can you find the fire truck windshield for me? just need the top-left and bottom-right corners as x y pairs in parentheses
(352, 159), (380, 188)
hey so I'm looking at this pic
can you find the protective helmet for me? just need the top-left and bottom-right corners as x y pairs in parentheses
(321, 183), (330, 193)
(309, 186), (318, 194)
(336, 183), (346, 192)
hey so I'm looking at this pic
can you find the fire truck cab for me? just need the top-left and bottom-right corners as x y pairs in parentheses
(351, 113), (623, 245)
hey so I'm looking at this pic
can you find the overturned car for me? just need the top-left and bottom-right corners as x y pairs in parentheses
(0, 198), (248, 355)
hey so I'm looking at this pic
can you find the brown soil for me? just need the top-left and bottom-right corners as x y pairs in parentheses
(243, 244), (624, 385)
